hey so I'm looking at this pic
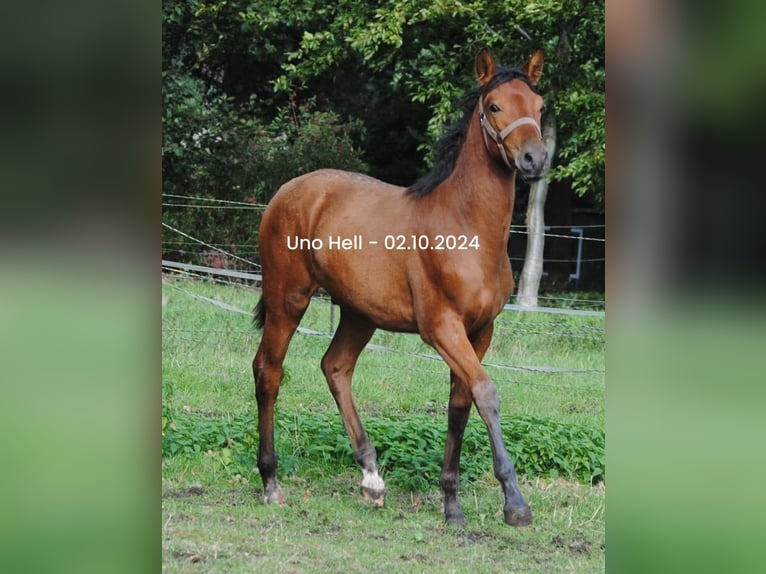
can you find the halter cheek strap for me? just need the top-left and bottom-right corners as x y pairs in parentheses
(479, 98), (542, 170)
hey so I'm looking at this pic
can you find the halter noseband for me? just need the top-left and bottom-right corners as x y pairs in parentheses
(478, 97), (542, 170)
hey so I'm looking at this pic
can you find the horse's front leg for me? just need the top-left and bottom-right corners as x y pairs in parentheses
(441, 323), (495, 526)
(471, 377), (531, 526)
(426, 315), (531, 527)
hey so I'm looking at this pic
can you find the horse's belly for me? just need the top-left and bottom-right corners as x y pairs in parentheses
(331, 289), (418, 332)
(312, 254), (417, 332)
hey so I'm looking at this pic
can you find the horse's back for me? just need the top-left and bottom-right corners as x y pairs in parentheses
(271, 169), (401, 202)
(262, 168), (410, 238)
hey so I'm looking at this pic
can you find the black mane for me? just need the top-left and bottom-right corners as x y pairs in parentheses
(405, 66), (535, 197)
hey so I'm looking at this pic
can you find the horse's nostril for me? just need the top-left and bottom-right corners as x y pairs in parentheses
(523, 152), (534, 168)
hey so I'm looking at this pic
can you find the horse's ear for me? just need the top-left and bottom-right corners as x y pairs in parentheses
(521, 50), (544, 85)
(475, 48), (496, 86)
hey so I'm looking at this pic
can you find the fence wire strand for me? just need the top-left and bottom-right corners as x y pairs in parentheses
(162, 222), (262, 270)
(163, 193), (269, 209)
(162, 275), (605, 382)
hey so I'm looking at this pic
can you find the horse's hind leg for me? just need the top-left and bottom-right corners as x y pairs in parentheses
(320, 307), (384, 505)
(440, 323), (494, 526)
(253, 289), (312, 504)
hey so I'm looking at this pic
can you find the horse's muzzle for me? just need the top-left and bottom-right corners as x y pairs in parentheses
(517, 148), (550, 182)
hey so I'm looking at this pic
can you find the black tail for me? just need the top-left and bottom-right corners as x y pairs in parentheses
(253, 297), (266, 329)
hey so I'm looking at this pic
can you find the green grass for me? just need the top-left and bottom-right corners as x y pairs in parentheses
(162, 471), (604, 573)
(162, 278), (604, 426)
(162, 275), (605, 572)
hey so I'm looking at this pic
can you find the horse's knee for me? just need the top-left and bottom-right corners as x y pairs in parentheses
(440, 469), (459, 494)
(255, 364), (282, 398)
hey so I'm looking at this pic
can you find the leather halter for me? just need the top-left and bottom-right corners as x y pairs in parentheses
(478, 97), (542, 170)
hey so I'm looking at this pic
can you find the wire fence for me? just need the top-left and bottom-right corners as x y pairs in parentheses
(162, 194), (603, 405)
(162, 259), (605, 317)
(161, 222), (262, 271)
(162, 188), (605, 317)
(162, 265), (605, 390)
(162, 200), (604, 297)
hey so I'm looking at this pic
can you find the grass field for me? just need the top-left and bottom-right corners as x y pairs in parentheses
(162, 275), (605, 572)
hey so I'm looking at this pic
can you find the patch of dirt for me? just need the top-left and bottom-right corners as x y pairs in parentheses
(568, 536), (592, 554)
(370, 533), (390, 541)
(171, 551), (206, 563)
(551, 534), (593, 554)
(399, 553), (428, 564)
(463, 530), (493, 544)
(306, 523), (343, 536)
(447, 529), (500, 547)
(566, 403), (585, 414)
(165, 486), (206, 498)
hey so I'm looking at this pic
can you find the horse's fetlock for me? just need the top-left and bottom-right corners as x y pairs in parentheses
(354, 445), (378, 468)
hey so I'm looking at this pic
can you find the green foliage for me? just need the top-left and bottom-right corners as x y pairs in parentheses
(162, 71), (260, 201)
(162, 0), (369, 260)
(163, 0), (605, 225)
(548, 60), (605, 207)
(271, 0), (604, 204)
(161, 93), (367, 263)
(250, 96), (368, 198)
(162, 409), (604, 490)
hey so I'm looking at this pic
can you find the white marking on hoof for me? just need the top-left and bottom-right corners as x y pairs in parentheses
(361, 469), (386, 506)
(362, 469), (385, 491)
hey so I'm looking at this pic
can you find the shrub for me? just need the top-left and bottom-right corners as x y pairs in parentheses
(162, 86), (367, 268)
(162, 409), (604, 490)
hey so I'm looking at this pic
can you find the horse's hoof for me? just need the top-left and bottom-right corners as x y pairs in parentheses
(443, 500), (467, 526)
(361, 486), (386, 507)
(503, 504), (532, 526)
(263, 485), (286, 504)
(445, 512), (467, 527)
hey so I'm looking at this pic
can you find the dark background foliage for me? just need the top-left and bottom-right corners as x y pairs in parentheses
(162, 0), (604, 269)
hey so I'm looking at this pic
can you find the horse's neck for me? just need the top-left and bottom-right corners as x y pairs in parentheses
(443, 117), (517, 242)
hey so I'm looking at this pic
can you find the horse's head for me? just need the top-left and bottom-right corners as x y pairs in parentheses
(475, 49), (551, 182)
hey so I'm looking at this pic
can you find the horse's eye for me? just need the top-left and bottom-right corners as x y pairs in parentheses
(540, 104), (546, 115)
(488, 103), (501, 113)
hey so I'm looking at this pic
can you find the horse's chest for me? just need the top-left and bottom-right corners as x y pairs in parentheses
(442, 265), (511, 323)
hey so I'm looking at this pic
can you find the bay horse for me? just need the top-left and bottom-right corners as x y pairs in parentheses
(253, 49), (550, 527)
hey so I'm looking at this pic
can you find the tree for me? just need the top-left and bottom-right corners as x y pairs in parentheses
(162, 0), (369, 260)
(517, 19), (604, 305)
(272, 0), (604, 204)
(517, 113), (557, 306)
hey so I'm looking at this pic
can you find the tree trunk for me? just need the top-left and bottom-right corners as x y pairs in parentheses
(516, 113), (557, 307)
